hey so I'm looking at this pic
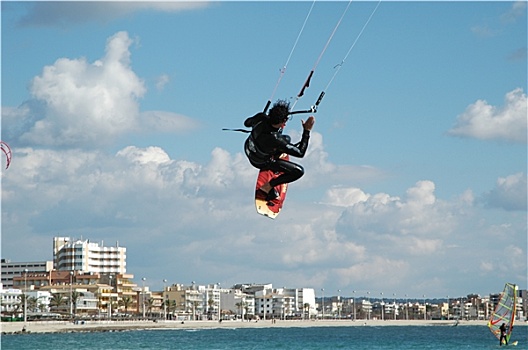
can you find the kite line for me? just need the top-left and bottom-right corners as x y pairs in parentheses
(290, 0), (382, 116)
(223, 1), (381, 132)
(264, 0), (317, 114)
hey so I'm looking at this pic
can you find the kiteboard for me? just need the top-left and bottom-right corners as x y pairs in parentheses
(503, 341), (519, 346)
(255, 154), (289, 219)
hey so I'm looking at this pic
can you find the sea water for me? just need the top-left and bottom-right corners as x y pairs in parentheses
(2, 326), (527, 350)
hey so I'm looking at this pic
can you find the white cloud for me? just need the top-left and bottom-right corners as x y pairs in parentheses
(141, 111), (200, 133)
(1, 143), (526, 297)
(483, 173), (527, 211)
(322, 187), (370, 207)
(335, 180), (453, 241)
(292, 130), (388, 188)
(20, 31), (145, 147)
(500, 1), (527, 23)
(116, 146), (172, 166)
(448, 88), (527, 143)
(155, 74), (170, 91)
(5, 31), (201, 148)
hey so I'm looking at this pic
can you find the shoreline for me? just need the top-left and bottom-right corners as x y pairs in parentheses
(1, 319), (512, 335)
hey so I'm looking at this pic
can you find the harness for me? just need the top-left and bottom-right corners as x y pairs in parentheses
(244, 121), (275, 166)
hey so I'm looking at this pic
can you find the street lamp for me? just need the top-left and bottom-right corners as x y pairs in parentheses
(393, 293), (397, 320)
(352, 290), (356, 321)
(69, 271), (73, 319)
(163, 279), (167, 321)
(380, 292), (384, 321)
(191, 281), (195, 321)
(367, 291), (371, 320)
(141, 277), (146, 319)
(321, 288), (325, 320)
(23, 269), (28, 324)
(217, 283), (221, 321)
(423, 294), (426, 320)
(405, 294), (409, 320)
(108, 275), (113, 319)
(446, 295), (450, 320)
(337, 289), (341, 319)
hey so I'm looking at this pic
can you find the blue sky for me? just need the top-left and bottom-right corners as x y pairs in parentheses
(1, 1), (526, 299)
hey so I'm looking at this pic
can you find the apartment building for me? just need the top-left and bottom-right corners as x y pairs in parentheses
(53, 237), (126, 274)
(0, 287), (22, 315)
(219, 288), (255, 320)
(1, 259), (54, 289)
(251, 286), (316, 319)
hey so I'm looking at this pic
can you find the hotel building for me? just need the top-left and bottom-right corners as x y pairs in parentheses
(53, 237), (126, 274)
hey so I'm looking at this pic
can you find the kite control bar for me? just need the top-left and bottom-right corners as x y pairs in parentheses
(289, 91), (325, 116)
(263, 90), (325, 116)
(289, 106), (316, 116)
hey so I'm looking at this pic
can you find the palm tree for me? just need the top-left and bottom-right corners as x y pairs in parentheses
(166, 300), (177, 319)
(38, 302), (47, 313)
(49, 293), (66, 314)
(71, 291), (83, 317)
(235, 302), (242, 320)
(244, 303), (250, 321)
(192, 301), (200, 320)
(12, 303), (21, 318)
(17, 294), (28, 318)
(207, 297), (215, 315)
(146, 298), (155, 318)
(27, 296), (38, 313)
(119, 296), (134, 315)
(304, 303), (310, 320)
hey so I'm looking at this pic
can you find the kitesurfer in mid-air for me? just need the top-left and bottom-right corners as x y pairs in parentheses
(244, 99), (315, 201)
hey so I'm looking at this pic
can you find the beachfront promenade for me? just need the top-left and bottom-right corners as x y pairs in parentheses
(1, 319), (500, 334)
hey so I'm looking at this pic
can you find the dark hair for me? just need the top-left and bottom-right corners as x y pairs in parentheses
(269, 99), (290, 125)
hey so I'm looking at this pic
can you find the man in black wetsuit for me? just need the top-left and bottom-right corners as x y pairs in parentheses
(244, 99), (315, 201)
(499, 322), (508, 346)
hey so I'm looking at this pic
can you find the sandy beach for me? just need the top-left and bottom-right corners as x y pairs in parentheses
(1, 319), (499, 335)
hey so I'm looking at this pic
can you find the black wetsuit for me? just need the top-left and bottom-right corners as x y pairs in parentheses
(244, 112), (310, 188)
(499, 323), (508, 346)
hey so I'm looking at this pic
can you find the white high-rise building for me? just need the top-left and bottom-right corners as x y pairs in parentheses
(53, 237), (126, 274)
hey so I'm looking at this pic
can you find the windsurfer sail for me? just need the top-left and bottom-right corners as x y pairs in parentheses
(488, 283), (518, 346)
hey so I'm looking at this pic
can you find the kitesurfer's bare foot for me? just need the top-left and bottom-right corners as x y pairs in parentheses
(260, 182), (273, 193)
(260, 183), (278, 201)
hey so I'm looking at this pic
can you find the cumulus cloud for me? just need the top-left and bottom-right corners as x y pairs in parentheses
(335, 180), (452, 239)
(483, 173), (527, 211)
(448, 88), (527, 143)
(17, 31), (145, 147)
(292, 131), (388, 188)
(322, 187), (370, 207)
(3, 31), (200, 148)
(116, 146), (172, 166)
(2, 142), (526, 297)
(16, 2), (210, 27)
